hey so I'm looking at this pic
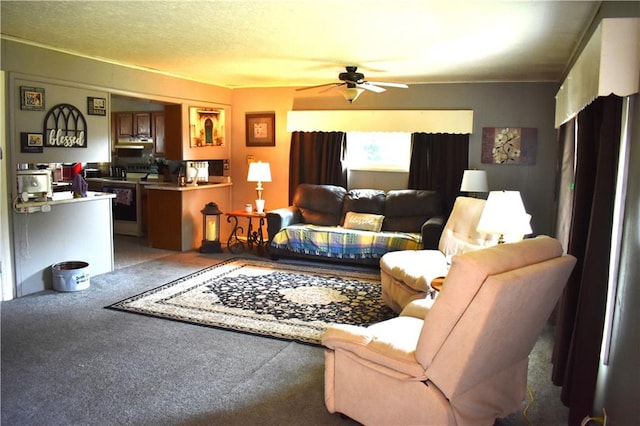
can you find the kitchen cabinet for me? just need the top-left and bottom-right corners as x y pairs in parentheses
(114, 112), (152, 139)
(146, 183), (232, 251)
(152, 112), (165, 156)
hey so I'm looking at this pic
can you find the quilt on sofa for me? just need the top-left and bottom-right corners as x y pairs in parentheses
(270, 224), (422, 261)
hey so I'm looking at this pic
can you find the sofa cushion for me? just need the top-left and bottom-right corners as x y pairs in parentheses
(293, 184), (346, 226)
(344, 212), (385, 232)
(341, 189), (386, 224)
(383, 190), (442, 232)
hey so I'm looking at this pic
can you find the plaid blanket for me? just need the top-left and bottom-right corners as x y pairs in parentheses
(270, 224), (422, 260)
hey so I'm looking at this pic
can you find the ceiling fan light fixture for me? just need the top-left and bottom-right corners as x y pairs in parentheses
(344, 87), (364, 103)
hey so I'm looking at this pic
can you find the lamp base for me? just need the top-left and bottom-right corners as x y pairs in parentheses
(200, 240), (222, 253)
(255, 199), (265, 214)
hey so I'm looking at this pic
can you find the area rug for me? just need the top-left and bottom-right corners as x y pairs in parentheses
(107, 258), (395, 345)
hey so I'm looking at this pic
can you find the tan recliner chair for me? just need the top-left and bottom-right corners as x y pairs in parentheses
(323, 236), (576, 425)
(380, 196), (497, 312)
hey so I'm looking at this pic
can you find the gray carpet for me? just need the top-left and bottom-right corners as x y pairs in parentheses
(1, 244), (568, 425)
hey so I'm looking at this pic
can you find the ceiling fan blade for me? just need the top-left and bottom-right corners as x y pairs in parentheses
(296, 82), (338, 92)
(365, 81), (409, 89)
(358, 83), (386, 93)
(319, 83), (345, 93)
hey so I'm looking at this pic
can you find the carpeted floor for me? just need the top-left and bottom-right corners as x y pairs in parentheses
(1, 236), (568, 425)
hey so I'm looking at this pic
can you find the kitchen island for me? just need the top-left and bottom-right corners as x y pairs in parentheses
(145, 182), (232, 251)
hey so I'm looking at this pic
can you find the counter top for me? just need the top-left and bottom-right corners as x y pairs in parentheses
(14, 191), (115, 213)
(144, 182), (233, 191)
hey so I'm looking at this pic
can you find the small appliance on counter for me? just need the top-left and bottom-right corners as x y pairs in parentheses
(186, 161), (209, 183)
(17, 169), (53, 202)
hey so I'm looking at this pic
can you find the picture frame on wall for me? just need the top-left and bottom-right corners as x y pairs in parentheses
(87, 97), (107, 116)
(245, 112), (275, 147)
(20, 132), (44, 153)
(20, 86), (45, 111)
(481, 127), (537, 165)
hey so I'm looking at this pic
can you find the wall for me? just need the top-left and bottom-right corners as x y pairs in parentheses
(233, 82), (559, 237)
(593, 95), (640, 423)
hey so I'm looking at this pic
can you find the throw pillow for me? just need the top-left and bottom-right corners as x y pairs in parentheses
(343, 212), (385, 232)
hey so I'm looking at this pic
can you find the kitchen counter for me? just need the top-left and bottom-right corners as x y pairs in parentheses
(146, 182), (232, 251)
(14, 191), (115, 213)
(144, 182), (233, 191)
(11, 190), (115, 296)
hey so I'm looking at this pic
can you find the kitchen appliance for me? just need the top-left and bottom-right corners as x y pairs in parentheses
(17, 169), (53, 201)
(186, 161), (209, 183)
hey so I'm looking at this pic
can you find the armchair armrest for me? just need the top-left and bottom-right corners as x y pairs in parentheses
(266, 207), (302, 243)
(322, 319), (428, 380)
(421, 215), (445, 249)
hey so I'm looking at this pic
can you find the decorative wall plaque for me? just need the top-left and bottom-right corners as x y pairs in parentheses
(43, 104), (88, 148)
(87, 97), (107, 116)
(20, 86), (45, 111)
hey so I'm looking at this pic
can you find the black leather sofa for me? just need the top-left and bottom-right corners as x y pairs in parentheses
(266, 184), (445, 265)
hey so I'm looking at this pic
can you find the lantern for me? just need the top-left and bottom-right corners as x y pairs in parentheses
(200, 202), (223, 253)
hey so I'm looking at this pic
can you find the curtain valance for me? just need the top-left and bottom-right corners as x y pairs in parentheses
(286, 110), (473, 134)
(555, 18), (639, 128)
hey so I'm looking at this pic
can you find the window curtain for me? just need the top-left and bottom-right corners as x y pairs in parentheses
(408, 133), (469, 214)
(551, 94), (623, 425)
(288, 131), (347, 203)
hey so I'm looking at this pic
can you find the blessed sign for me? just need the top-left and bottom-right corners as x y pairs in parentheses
(43, 103), (88, 148)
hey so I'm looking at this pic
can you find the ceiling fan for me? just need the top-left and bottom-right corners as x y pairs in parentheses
(296, 66), (409, 103)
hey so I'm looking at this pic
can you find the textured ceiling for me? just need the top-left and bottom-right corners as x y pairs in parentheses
(1, 1), (600, 89)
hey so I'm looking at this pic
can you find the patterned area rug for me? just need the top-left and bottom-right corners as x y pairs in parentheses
(107, 258), (395, 345)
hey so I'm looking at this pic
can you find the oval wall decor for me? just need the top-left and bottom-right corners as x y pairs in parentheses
(43, 103), (87, 148)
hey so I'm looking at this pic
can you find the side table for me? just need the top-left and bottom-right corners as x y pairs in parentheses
(225, 210), (268, 255)
(431, 276), (446, 292)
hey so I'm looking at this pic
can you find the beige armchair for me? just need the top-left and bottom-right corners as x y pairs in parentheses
(323, 236), (576, 425)
(380, 196), (497, 312)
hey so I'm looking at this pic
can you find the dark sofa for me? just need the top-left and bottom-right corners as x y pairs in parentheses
(266, 184), (444, 265)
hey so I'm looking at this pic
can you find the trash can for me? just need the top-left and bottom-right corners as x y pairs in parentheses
(51, 261), (90, 292)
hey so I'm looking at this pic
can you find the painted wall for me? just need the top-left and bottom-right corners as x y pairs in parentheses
(233, 82), (559, 237)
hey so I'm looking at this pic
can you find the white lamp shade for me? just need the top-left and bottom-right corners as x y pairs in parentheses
(460, 170), (488, 192)
(477, 191), (532, 238)
(247, 161), (272, 182)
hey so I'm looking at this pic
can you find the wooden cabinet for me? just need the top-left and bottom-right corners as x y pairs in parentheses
(114, 112), (152, 139)
(152, 112), (165, 156)
(146, 184), (232, 251)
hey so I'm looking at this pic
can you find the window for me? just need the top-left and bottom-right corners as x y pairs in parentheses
(346, 132), (411, 172)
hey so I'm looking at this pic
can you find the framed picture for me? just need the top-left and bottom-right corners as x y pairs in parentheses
(189, 107), (224, 147)
(20, 132), (44, 153)
(20, 86), (45, 111)
(245, 112), (275, 147)
(87, 97), (107, 116)
(481, 127), (537, 165)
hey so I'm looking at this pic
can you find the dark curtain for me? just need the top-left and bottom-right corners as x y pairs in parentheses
(408, 133), (469, 214)
(552, 95), (623, 425)
(288, 131), (347, 203)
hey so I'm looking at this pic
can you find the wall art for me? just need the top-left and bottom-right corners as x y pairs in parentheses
(481, 127), (537, 165)
(20, 86), (45, 111)
(43, 104), (87, 148)
(246, 112), (275, 147)
(87, 97), (107, 116)
(20, 132), (44, 153)
(189, 107), (224, 147)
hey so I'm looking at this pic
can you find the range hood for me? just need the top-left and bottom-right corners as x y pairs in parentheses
(114, 139), (153, 150)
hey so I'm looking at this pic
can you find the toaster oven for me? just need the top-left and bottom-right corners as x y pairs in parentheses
(17, 170), (53, 201)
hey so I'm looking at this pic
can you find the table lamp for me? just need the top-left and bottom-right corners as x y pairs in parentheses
(247, 161), (271, 213)
(460, 170), (488, 198)
(476, 190), (532, 244)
